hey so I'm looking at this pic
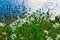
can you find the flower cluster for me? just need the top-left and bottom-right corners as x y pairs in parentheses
(0, 23), (5, 27)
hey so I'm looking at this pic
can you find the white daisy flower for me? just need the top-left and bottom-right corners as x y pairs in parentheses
(11, 34), (16, 40)
(30, 17), (34, 21)
(44, 30), (49, 35)
(9, 23), (16, 32)
(18, 22), (24, 27)
(46, 36), (53, 40)
(55, 34), (60, 40)
(56, 34), (60, 38)
(25, 12), (33, 17)
(53, 23), (59, 28)
(0, 23), (5, 27)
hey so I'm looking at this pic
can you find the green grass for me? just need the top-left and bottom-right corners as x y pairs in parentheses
(0, 10), (60, 40)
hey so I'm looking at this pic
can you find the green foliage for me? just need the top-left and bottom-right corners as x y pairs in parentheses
(0, 8), (60, 40)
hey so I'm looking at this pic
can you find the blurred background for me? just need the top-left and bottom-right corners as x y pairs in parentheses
(0, 0), (60, 22)
(0, 0), (25, 18)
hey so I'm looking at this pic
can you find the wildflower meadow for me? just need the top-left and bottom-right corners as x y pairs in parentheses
(0, 7), (60, 40)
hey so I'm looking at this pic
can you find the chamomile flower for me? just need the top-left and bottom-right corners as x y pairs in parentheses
(25, 12), (33, 17)
(53, 23), (59, 28)
(21, 19), (26, 23)
(55, 34), (60, 40)
(0, 23), (5, 27)
(9, 23), (16, 32)
(11, 34), (16, 40)
(18, 22), (24, 27)
(30, 17), (35, 21)
(56, 34), (60, 38)
(46, 36), (53, 40)
(44, 30), (49, 35)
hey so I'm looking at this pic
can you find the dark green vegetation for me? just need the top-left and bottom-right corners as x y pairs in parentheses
(0, 7), (60, 40)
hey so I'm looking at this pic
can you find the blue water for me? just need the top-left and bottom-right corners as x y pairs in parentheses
(0, 0), (25, 18)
